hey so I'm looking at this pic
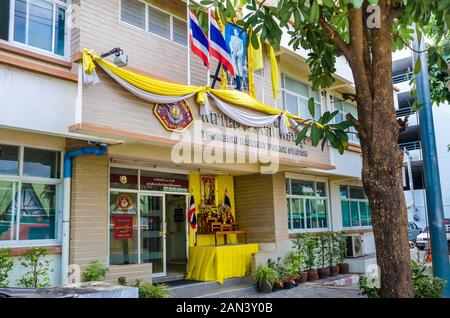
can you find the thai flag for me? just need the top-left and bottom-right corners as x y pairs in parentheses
(189, 9), (210, 68)
(188, 194), (197, 230)
(209, 10), (236, 76)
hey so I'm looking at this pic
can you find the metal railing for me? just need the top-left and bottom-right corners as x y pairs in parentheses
(399, 141), (422, 151)
(393, 72), (413, 84)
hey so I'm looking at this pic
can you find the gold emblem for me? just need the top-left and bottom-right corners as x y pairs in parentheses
(119, 175), (128, 184)
(154, 100), (194, 132)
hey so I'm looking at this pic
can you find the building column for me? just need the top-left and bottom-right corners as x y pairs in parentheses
(66, 139), (109, 274)
(234, 172), (289, 265)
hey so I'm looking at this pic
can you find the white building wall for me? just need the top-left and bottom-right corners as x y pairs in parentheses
(0, 65), (78, 137)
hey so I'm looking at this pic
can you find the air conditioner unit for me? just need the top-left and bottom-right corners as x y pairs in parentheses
(345, 235), (364, 258)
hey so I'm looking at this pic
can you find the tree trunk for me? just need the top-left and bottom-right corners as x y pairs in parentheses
(355, 50), (414, 298)
(345, 1), (414, 298)
(360, 127), (413, 298)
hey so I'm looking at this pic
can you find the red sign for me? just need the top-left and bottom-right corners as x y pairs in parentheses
(113, 215), (134, 240)
(154, 100), (194, 132)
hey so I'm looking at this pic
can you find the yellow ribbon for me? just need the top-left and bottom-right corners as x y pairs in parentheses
(81, 50), (328, 130)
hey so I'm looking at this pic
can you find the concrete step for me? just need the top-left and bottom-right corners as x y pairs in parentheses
(170, 277), (252, 298)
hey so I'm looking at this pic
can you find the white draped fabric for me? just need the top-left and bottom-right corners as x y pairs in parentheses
(83, 68), (292, 135)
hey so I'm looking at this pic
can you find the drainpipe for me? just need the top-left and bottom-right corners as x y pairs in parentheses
(61, 144), (107, 285)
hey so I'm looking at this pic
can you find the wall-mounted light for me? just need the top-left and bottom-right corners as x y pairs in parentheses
(101, 47), (128, 67)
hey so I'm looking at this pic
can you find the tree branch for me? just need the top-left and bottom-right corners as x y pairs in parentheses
(319, 17), (352, 60)
(346, 113), (366, 139)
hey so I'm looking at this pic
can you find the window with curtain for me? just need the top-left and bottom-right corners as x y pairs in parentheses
(286, 178), (329, 231)
(340, 185), (372, 228)
(333, 96), (359, 143)
(281, 74), (322, 120)
(10, 0), (68, 56)
(0, 144), (62, 245)
(120, 0), (187, 46)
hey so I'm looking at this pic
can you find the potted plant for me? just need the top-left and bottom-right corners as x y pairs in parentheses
(283, 251), (302, 285)
(268, 258), (285, 291)
(255, 264), (278, 293)
(335, 232), (350, 274)
(317, 232), (330, 279)
(328, 232), (340, 277)
(292, 236), (309, 283)
(299, 233), (318, 281)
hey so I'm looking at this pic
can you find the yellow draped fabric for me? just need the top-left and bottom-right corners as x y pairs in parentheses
(268, 45), (279, 99)
(248, 46), (256, 98)
(247, 34), (264, 98)
(185, 244), (259, 284)
(82, 49), (325, 128)
(83, 49), (208, 105)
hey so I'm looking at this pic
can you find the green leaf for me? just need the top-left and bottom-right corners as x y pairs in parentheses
(310, 124), (320, 146)
(296, 125), (310, 145)
(250, 31), (260, 49)
(308, 98), (316, 118)
(200, 0), (214, 5)
(414, 57), (422, 75)
(309, 0), (319, 23)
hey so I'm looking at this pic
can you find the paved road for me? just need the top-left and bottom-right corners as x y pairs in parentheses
(238, 285), (365, 298)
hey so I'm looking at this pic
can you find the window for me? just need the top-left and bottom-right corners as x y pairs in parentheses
(281, 74), (322, 120)
(0, 144), (62, 245)
(5, 0), (69, 57)
(340, 185), (372, 228)
(333, 96), (359, 143)
(120, 0), (187, 46)
(286, 178), (328, 231)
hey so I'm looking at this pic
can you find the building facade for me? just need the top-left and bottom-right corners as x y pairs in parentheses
(393, 49), (450, 231)
(0, 0), (377, 286)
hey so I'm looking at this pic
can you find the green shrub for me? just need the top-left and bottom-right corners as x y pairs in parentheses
(412, 261), (446, 298)
(0, 249), (13, 287)
(359, 261), (446, 298)
(358, 275), (381, 298)
(84, 260), (109, 282)
(138, 283), (173, 298)
(254, 264), (278, 286)
(18, 248), (52, 288)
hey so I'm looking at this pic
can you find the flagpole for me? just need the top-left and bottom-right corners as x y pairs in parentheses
(207, 8), (211, 86)
(187, 0), (191, 85)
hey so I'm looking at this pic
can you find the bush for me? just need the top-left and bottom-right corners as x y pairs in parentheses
(412, 261), (446, 298)
(358, 261), (446, 298)
(0, 249), (13, 288)
(254, 264), (278, 286)
(358, 276), (381, 298)
(84, 260), (109, 282)
(18, 248), (52, 288)
(138, 283), (173, 298)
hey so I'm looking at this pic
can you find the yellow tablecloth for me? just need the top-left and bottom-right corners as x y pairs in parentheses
(185, 244), (259, 284)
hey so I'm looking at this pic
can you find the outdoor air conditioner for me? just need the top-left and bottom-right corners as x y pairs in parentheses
(345, 235), (364, 258)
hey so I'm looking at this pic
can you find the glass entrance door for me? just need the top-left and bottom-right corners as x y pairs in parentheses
(140, 194), (165, 275)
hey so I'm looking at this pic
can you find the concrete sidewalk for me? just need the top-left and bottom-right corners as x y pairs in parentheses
(237, 285), (365, 298)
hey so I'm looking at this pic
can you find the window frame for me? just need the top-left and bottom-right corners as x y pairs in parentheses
(286, 177), (330, 233)
(281, 73), (322, 120)
(119, 0), (187, 47)
(4, 0), (71, 59)
(340, 185), (372, 229)
(0, 143), (63, 248)
(331, 95), (360, 144)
